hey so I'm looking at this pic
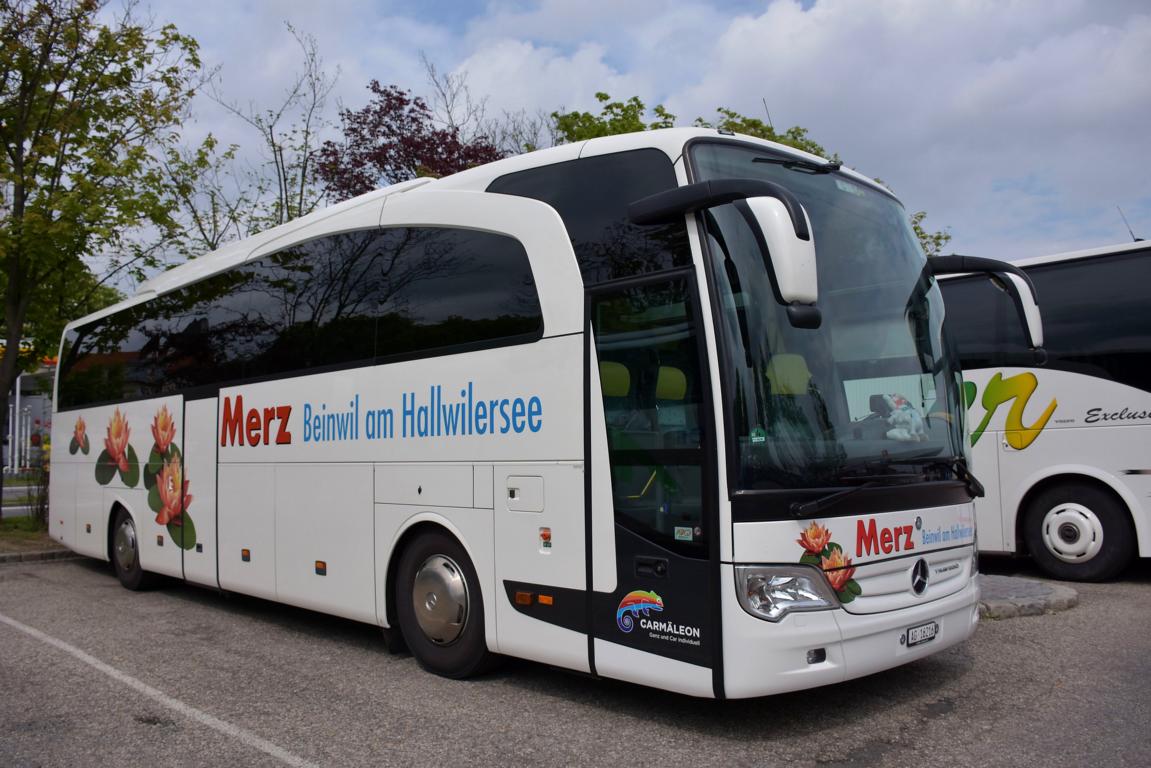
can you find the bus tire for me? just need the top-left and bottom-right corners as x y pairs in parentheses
(1023, 483), (1135, 582)
(395, 531), (493, 678)
(110, 507), (154, 591)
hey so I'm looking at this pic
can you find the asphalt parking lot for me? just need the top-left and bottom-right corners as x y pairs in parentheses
(1, 555), (1149, 768)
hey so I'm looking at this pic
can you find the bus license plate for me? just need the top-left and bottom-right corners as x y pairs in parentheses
(906, 621), (938, 647)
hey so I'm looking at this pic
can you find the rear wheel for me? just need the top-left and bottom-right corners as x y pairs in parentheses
(111, 507), (153, 590)
(1023, 483), (1135, 582)
(396, 531), (493, 678)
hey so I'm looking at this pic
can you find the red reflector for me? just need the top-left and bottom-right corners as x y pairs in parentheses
(514, 591), (532, 605)
(315, 561), (327, 575)
(241, 548), (251, 562)
(538, 594), (554, 606)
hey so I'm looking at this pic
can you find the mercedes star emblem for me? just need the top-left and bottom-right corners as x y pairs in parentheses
(911, 558), (929, 595)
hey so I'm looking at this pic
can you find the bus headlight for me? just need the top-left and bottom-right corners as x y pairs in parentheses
(734, 565), (840, 622)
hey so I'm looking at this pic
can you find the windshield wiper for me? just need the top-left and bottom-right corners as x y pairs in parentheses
(921, 457), (986, 498)
(752, 156), (842, 174)
(789, 474), (918, 518)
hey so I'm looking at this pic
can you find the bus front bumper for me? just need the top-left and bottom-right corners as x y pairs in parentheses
(720, 563), (980, 699)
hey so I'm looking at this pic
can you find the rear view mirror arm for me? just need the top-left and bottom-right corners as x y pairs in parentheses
(929, 254), (1037, 295)
(628, 178), (810, 241)
(931, 253), (1046, 357)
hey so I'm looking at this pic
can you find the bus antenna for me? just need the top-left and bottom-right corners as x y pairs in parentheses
(762, 98), (774, 131)
(1117, 206), (1144, 242)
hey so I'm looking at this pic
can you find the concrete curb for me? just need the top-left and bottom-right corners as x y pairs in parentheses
(0, 549), (78, 565)
(978, 573), (1079, 619)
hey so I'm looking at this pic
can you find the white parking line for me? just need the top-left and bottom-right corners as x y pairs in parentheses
(0, 610), (318, 768)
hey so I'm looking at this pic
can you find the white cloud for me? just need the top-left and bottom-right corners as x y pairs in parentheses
(454, 39), (643, 115)
(138, 0), (1150, 258)
(660, 0), (1151, 257)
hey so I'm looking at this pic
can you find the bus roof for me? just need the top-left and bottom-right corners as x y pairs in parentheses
(1010, 240), (1150, 270)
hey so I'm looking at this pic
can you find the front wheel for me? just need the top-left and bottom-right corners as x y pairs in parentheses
(395, 531), (493, 678)
(1023, 483), (1135, 582)
(111, 507), (153, 590)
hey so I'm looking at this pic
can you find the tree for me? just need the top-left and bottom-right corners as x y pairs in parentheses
(0, 0), (201, 485)
(317, 81), (505, 202)
(693, 107), (830, 158)
(420, 52), (554, 156)
(552, 92), (675, 143)
(159, 134), (250, 259)
(211, 24), (335, 233)
(911, 210), (952, 257)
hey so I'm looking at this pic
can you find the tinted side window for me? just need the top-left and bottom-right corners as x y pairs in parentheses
(242, 234), (379, 379)
(369, 227), (542, 360)
(940, 274), (1030, 369)
(58, 227), (543, 409)
(487, 148), (691, 284)
(242, 227), (542, 375)
(941, 250), (1151, 393)
(57, 270), (260, 408)
(1031, 250), (1151, 391)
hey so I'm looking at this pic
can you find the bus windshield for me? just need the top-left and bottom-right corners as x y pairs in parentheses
(690, 141), (966, 491)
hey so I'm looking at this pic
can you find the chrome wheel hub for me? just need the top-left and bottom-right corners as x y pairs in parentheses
(412, 554), (469, 645)
(114, 518), (138, 572)
(1041, 502), (1103, 563)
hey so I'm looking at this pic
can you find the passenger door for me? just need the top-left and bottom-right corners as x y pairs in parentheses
(587, 271), (719, 690)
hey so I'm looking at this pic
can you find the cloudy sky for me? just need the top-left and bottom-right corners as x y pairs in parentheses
(148, 0), (1150, 260)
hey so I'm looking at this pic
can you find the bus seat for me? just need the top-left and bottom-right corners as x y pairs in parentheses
(600, 360), (630, 397)
(765, 354), (812, 395)
(656, 365), (695, 442)
(656, 365), (687, 401)
(599, 360), (646, 438)
(763, 354), (829, 440)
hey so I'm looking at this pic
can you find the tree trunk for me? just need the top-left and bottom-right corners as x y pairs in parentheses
(0, 382), (8, 523)
(1, 274), (37, 523)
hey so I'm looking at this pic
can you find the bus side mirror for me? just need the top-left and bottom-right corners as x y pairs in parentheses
(628, 178), (820, 328)
(737, 197), (819, 328)
(930, 254), (1045, 355)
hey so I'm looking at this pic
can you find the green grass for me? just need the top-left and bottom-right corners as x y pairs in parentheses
(0, 516), (46, 540)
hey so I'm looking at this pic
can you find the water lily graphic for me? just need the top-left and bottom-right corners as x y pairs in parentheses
(147, 449), (197, 550)
(154, 456), (192, 526)
(95, 408), (139, 487)
(796, 520), (863, 603)
(105, 408), (131, 473)
(821, 545), (857, 593)
(151, 405), (177, 456)
(69, 416), (90, 455)
(144, 405), (181, 492)
(797, 521), (832, 554)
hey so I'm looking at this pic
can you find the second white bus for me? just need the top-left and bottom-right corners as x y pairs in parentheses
(941, 241), (1151, 581)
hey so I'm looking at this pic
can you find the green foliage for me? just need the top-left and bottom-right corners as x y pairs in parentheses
(0, 0), (202, 398)
(552, 92), (677, 143)
(911, 210), (953, 257)
(0, 514), (46, 538)
(693, 107), (831, 158)
(553, 94), (831, 160)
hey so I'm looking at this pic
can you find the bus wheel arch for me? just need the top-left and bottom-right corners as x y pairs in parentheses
(107, 503), (154, 591)
(388, 521), (495, 678)
(1017, 474), (1136, 581)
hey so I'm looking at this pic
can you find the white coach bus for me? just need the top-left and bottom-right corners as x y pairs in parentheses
(50, 128), (1041, 698)
(940, 241), (1151, 581)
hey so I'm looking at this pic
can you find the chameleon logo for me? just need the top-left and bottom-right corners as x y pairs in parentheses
(964, 372), (1057, 450)
(616, 590), (664, 633)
